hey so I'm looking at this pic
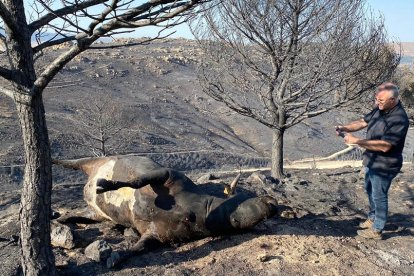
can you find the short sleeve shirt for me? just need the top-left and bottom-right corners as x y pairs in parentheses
(362, 102), (409, 173)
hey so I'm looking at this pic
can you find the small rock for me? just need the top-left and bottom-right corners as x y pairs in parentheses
(358, 168), (365, 179)
(247, 172), (278, 185)
(321, 248), (333, 255)
(347, 176), (358, 183)
(84, 240), (112, 262)
(165, 263), (174, 268)
(257, 253), (271, 262)
(404, 201), (413, 209)
(124, 227), (139, 237)
(357, 244), (368, 250)
(295, 208), (310, 218)
(208, 257), (216, 265)
(280, 210), (296, 219)
(51, 221), (75, 249)
(55, 259), (69, 268)
(247, 172), (267, 184)
(289, 176), (300, 185)
(284, 183), (300, 192)
(196, 173), (218, 184)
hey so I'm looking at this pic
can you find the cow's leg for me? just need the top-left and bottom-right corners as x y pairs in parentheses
(55, 207), (106, 224)
(96, 178), (135, 194)
(106, 232), (161, 268)
(96, 169), (171, 194)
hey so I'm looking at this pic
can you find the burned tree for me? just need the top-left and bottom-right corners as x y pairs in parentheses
(0, 0), (210, 274)
(71, 95), (133, 156)
(192, 0), (400, 178)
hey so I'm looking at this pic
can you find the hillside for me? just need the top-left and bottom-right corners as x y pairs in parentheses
(401, 42), (414, 57)
(0, 38), (355, 168)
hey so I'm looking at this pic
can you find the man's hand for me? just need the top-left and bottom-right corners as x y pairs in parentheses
(344, 133), (361, 145)
(335, 119), (368, 134)
(335, 126), (346, 137)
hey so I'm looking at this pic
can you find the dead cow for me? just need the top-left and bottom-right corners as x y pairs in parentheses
(55, 155), (278, 267)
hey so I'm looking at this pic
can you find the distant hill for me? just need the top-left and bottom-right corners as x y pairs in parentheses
(401, 42), (414, 56)
(399, 42), (414, 65)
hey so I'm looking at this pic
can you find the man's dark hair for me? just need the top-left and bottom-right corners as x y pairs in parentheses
(376, 82), (399, 98)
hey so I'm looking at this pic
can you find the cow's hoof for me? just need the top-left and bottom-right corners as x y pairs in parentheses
(106, 251), (120, 268)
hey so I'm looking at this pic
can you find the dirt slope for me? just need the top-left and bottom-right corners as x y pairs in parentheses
(0, 38), (358, 166)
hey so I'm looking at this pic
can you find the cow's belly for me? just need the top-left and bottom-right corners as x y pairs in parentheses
(93, 187), (137, 226)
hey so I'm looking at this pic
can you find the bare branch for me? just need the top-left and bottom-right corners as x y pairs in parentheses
(32, 44), (85, 95)
(33, 35), (76, 53)
(28, 0), (208, 54)
(28, 0), (108, 33)
(35, 1), (91, 35)
(86, 0), (120, 34)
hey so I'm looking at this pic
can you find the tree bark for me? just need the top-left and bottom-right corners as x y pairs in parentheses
(271, 128), (285, 179)
(16, 93), (57, 276)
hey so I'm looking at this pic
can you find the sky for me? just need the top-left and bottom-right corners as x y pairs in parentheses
(134, 0), (414, 42)
(367, 0), (414, 42)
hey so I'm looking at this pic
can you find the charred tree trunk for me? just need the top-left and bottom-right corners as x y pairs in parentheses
(4, 0), (57, 272)
(16, 93), (57, 276)
(271, 128), (285, 179)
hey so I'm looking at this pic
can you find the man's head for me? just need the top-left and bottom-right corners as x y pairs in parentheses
(375, 82), (399, 111)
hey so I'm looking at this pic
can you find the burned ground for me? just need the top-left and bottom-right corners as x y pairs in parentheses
(0, 164), (413, 275)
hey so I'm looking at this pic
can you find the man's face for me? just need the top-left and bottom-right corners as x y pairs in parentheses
(375, 90), (396, 111)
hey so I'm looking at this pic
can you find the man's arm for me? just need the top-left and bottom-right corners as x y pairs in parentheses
(344, 134), (392, 152)
(336, 119), (368, 133)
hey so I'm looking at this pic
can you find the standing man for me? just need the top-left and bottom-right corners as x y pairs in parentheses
(335, 82), (409, 240)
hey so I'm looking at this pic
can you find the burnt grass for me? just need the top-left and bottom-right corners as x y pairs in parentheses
(0, 38), (413, 275)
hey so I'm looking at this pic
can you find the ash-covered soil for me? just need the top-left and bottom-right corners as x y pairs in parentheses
(0, 164), (413, 276)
